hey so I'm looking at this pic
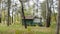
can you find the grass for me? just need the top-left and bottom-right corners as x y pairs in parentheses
(0, 22), (59, 34)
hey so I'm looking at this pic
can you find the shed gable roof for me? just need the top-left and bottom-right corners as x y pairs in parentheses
(22, 16), (34, 19)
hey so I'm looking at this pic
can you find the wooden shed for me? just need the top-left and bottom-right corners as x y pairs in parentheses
(22, 16), (43, 26)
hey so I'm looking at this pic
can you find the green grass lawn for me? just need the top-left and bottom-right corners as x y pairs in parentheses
(0, 22), (59, 34)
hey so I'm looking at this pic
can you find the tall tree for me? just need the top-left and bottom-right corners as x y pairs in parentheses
(46, 0), (52, 27)
(7, 0), (11, 26)
(19, 0), (27, 28)
(0, 0), (2, 23)
(56, 0), (60, 34)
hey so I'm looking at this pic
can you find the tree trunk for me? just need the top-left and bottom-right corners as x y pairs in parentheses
(19, 0), (27, 28)
(7, 0), (11, 26)
(12, 10), (13, 23)
(46, 0), (51, 27)
(21, 2), (27, 29)
(56, 0), (60, 34)
(46, 9), (51, 27)
(0, 0), (2, 23)
(0, 14), (1, 23)
(0, 10), (1, 23)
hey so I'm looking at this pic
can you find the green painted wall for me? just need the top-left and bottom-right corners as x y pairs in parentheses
(22, 19), (42, 26)
(22, 19), (34, 26)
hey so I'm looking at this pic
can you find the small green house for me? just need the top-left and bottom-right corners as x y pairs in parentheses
(22, 16), (42, 26)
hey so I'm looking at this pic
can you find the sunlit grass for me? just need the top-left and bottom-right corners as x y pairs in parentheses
(0, 22), (58, 34)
